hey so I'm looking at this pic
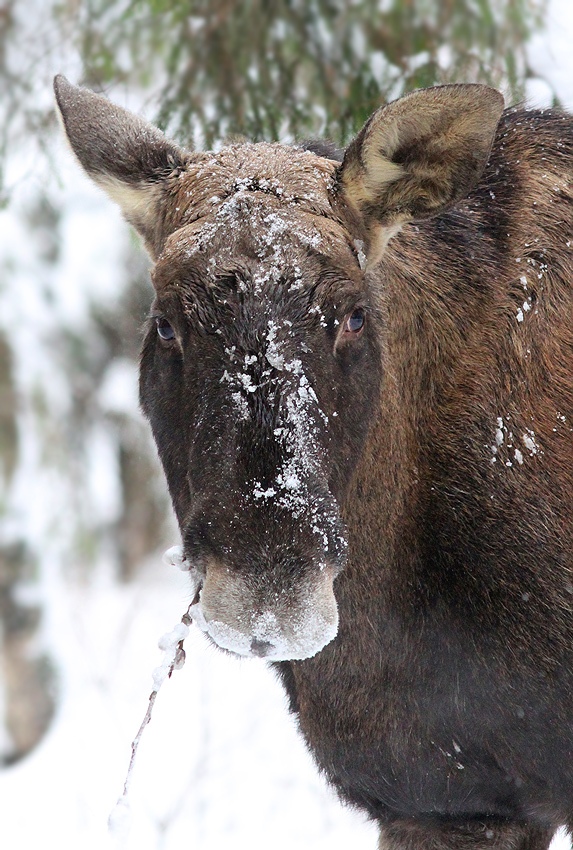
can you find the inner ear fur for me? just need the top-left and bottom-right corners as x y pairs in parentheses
(338, 84), (504, 240)
(54, 75), (190, 258)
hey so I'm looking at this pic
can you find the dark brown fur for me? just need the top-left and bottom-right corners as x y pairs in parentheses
(55, 77), (573, 849)
(291, 108), (573, 837)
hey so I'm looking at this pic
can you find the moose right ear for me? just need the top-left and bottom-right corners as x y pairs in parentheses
(337, 84), (504, 265)
(54, 75), (189, 258)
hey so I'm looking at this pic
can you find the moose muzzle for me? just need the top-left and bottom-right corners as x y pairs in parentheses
(189, 561), (339, 661)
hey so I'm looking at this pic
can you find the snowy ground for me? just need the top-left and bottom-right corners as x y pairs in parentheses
(2, 2), (573, 848)
(1, 557), (379, 850)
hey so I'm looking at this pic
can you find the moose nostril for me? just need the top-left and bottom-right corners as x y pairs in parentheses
(250, 638), (275, 657)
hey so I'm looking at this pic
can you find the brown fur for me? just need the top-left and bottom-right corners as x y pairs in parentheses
(55, 76), (573, 849)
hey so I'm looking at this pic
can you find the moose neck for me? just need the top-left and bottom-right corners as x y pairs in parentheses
(342, 213), (501, 596)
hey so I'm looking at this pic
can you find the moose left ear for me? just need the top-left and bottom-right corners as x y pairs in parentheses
(338, 84), (504, 259)
(54, 75), (190, 258)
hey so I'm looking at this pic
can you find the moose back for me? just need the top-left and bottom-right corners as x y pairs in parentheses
(55, 76), (573, 850)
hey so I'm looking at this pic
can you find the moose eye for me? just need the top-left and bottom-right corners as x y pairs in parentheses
(345, 309), (365, 334)
(156, 317), (175, 341)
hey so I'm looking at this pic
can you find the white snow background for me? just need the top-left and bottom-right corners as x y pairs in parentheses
(1, 2), (573, 848)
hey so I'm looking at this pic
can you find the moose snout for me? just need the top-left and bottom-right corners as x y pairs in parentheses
(190, 561), (339, 661)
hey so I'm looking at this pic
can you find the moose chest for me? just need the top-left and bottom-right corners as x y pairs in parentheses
(284, 586), (573, 823)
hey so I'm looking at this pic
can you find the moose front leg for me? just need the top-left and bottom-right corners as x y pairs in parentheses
(378, 820), (555, 850)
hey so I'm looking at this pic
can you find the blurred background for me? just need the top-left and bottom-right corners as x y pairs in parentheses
(0, 1), (571, 848)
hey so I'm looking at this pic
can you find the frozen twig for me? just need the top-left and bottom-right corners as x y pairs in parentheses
(109, 546), (200, 842)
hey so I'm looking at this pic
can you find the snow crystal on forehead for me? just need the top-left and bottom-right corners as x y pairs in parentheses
(161, 146), (353, 278)
(165, 199), (334, 281)
(171, 141), (338, 230)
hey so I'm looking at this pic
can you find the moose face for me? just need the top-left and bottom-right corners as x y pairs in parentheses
(138, 151), (382, 659)
(54, 75), (503, 660)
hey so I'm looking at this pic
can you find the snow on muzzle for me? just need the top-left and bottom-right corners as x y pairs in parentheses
(188, 561), (339, 661)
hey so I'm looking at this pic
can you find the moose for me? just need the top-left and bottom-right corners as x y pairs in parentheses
(54, 74), (573, 849)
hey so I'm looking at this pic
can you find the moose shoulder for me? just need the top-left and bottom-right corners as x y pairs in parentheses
(55, 75), (573, 850)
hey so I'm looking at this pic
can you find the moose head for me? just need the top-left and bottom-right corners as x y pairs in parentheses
(54, 75), (503, 661)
